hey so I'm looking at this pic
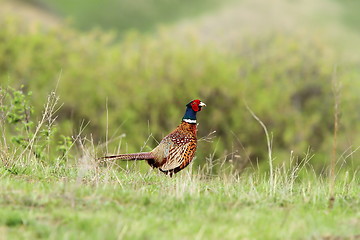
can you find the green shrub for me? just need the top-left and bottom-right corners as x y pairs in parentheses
(0, 85), (73, 165)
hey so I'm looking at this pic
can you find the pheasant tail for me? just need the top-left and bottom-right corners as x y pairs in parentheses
(102, 152), (154, 161)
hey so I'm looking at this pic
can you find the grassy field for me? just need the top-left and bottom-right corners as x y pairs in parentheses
(0, 161), (359, 240)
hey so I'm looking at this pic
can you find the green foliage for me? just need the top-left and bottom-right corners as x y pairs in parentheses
(0, 19), (359, 172)
(2, 85), (33, 126)
(0, 85), (73, 164)
(56, 135), (73, 158)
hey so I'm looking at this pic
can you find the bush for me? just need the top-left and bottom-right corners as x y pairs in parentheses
(0, 85), (73, 165)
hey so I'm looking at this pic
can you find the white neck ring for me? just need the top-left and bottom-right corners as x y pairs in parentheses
(183, 119), (196, 124)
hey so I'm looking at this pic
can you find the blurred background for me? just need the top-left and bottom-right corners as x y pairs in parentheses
(1, 0), (359, 174)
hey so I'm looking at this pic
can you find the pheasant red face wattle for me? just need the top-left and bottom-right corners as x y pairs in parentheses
(189, 99), (206, 112)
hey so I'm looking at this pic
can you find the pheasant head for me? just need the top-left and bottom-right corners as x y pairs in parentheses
(182, 99), (206, 124)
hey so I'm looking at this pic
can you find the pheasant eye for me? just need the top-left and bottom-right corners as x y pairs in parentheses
(192, 100), (200, 106)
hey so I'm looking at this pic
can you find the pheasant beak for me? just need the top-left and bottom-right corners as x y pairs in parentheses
(199, 102), (206, 107)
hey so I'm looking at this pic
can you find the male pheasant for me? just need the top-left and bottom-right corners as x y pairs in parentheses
(102, 99), (206, 176)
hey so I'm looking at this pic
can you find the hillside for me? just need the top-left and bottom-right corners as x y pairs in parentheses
(5, 0), (360, 61)
(172, 0), (360, 61)
(0, 0), (60, 28)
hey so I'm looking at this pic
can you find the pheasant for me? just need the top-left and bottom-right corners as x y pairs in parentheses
(102, 99), (206, 175)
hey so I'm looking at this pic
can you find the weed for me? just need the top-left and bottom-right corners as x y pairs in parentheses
(0, 86), (73, 166)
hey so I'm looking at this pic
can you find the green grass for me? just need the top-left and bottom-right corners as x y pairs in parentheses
(0, 162), (359, 239)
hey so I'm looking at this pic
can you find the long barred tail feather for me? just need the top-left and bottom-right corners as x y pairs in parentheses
(100, 152), (154, 161)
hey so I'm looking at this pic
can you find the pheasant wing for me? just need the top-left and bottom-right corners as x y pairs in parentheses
(158, 132), (197, 173)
